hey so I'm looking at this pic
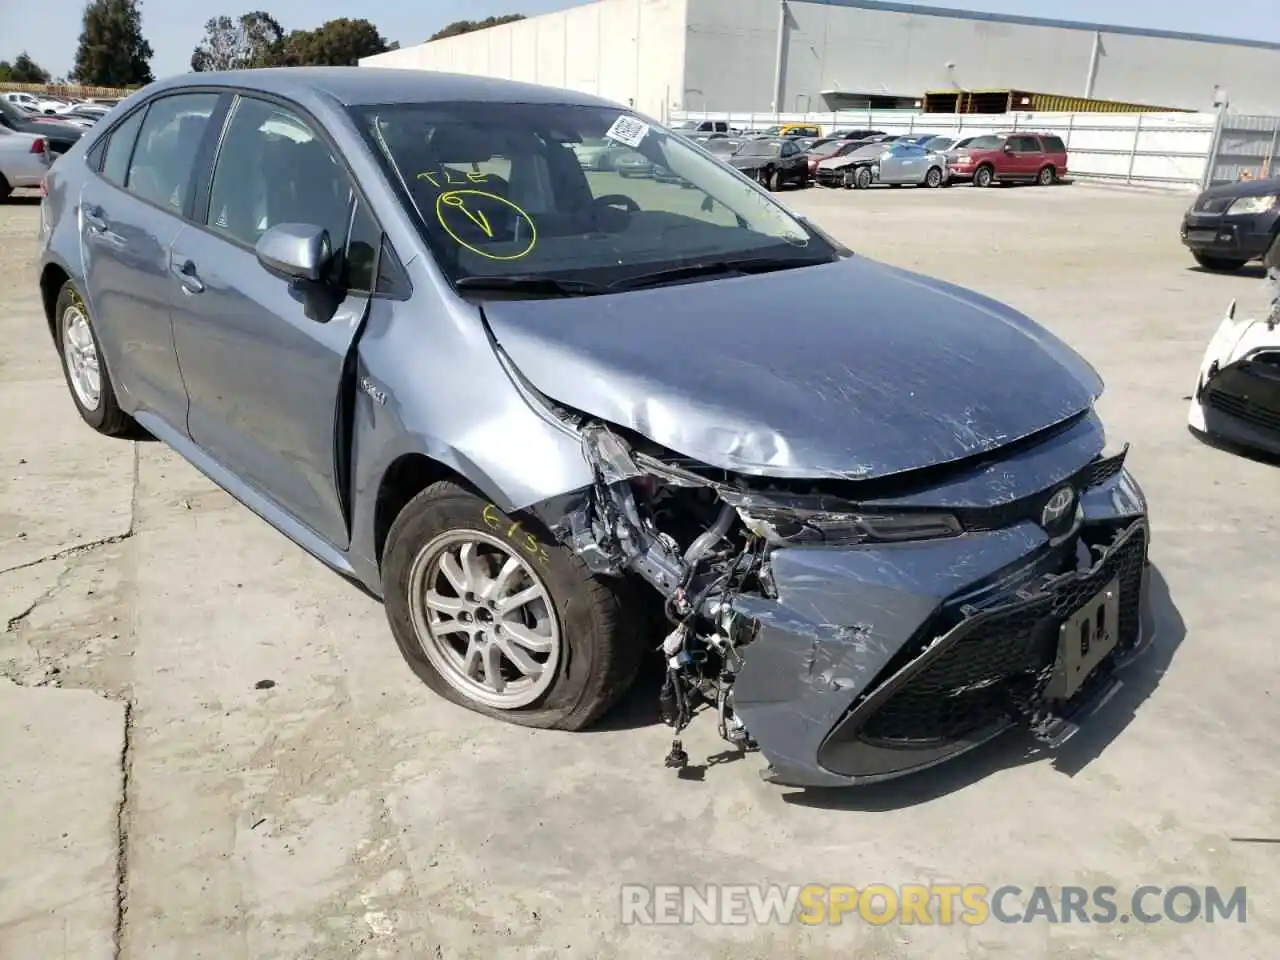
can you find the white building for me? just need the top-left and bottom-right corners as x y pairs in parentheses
(362, 0), (1280, 118)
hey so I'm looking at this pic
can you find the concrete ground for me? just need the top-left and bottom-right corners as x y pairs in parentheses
(1, 180), (1277, 959)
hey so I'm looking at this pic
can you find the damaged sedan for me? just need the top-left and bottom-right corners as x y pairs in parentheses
(39, 68), (1153, 787)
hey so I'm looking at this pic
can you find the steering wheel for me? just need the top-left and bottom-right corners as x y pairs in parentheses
(591, 193), (640, 214)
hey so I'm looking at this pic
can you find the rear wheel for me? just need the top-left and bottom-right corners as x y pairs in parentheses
(924, 166), (943, 188)
(973, 164), (995, 188)
(1193, 253), (1248, 272)
(382, 482), (645, 730)
(854, 166), (873, 189)
(55, 280), (132, 436)
(1036, 165), (1056, 186)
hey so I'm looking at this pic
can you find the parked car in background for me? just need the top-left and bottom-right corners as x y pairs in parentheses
(0, 99), (84, 154)
(38, 68), (1151, 790)
(671, 119), (731, 135)
(752, 123), (821, 139)
(804, 138), (867, 176)
(816, 140), (948, 189)
(2, 91), (42, 111)
(727, 137), (809, 190)
(947, 133), (1067, 187)
(571, 136), (624, 171)
(59, 104), (113, 127)
(1188, 295), (1280, 458)
(827, 128), (885, 142)
(615, 149), (654, 178)
(1180, 176), (1280, 271)
(701, 137), (742, 165)
(921, 135), (956, 153)
(0, 126), (53, 198)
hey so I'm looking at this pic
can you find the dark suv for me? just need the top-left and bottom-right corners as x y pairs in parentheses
(1180, 176), (1280, 271)
(947, 132), (1068, 187)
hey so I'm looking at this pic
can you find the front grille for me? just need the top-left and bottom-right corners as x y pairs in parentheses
(1196, 196), (1232, 213)
(1207, 386), (1280, 431)
(858, 525), (1147, 745)
(954, 447), (1127, 533)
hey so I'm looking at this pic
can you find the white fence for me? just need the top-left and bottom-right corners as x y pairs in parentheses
(669, 108), (1220, 190)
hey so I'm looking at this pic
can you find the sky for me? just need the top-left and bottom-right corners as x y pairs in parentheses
(2, 0), (1279, 81)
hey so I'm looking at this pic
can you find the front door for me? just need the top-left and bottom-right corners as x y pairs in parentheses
(79, 92), (223, 427)
(168, 95), (371, 549)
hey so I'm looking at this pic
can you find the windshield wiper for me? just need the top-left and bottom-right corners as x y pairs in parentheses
(608, 256), (831, 292)
(454, 275), (604, 297)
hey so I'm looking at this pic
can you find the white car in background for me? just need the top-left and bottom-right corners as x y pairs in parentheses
(1188, 297), (1280, 457)
(0, 125), (53, 198)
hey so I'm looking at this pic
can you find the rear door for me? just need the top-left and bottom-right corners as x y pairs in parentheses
(168, 93), (375, 549)
(880, 142), (926, 182)
(78, 91), (225, 428)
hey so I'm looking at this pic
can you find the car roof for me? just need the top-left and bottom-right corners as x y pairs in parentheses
(142, 66), (621, 110)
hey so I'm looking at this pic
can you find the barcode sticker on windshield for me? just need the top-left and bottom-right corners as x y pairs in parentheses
(606, 115), (649, 149)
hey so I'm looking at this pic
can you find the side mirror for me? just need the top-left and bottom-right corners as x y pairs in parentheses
(255, 223), (332, 283)
(1003, 144), (1015, 154)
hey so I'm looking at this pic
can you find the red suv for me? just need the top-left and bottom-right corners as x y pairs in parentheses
(946, 132), (1068, 187)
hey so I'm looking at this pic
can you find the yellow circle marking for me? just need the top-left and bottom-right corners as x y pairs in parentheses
(435, 189), (537, 261)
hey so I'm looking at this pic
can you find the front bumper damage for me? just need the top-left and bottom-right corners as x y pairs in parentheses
(1188, 299), (1280, 456)
(528, 411), (1154, 788)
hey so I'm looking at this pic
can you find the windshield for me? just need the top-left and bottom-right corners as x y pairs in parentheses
(734, 140), (781, 158)
(353, 102), (828, 288)
(705, 138), (741, 155)
(924, 136), (955, 151)
(809, 140), (846, 158)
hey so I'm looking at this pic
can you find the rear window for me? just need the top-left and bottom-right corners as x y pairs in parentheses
(1040, 135), (1067, 152)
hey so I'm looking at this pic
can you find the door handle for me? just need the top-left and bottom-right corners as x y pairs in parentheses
(171, 258), (205, 295)
(82, 205), (107, 232)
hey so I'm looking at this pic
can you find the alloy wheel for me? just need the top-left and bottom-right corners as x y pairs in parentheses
(408, 530), (561, 709)
(62, 304), (101, 410)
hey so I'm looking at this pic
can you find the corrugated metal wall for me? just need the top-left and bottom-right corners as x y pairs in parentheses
(360, 0), (688, 120)
(685, 0), (1280, 115)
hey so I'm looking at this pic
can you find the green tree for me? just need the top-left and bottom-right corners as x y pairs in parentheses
(190, 11), (286, 71)
(3, 52), (53, 83)
(280, 18), (393, 67)
(71, 0), (154, 86)
(429, 14), (525, 42)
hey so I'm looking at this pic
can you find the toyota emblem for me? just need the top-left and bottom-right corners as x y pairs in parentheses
(1041, 486), (1076, 528)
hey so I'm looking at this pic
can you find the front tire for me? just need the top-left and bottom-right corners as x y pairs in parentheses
(854, 166), (873, 189)
(767, 168), (782, 191)
(382, 481), (644, 730)
(0, 174), (11, 200)
(973, 164), (995, 188)
(54, 280), (132, 436)
(1192, 253), (1248, 272)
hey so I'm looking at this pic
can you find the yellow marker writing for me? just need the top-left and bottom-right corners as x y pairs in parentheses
(441, 192), (493, 237)
(435, 190), (537, 262)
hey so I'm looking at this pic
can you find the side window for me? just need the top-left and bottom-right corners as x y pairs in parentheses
(100, 107), (146, 185)
(206, 96), (353, 254)
(1010, 136), (1039, 152)
(781, 142), (798, 157)
(124, 94), (220, 212)
(345, 200), (379, 294)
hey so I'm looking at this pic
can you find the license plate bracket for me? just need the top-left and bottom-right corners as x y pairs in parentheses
(1045, 577), (1121, 701)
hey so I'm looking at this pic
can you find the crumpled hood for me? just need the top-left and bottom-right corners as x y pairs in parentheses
(482, 257), (1103, 479)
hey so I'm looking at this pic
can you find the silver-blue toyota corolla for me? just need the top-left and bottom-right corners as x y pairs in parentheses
(37, 68), (1154, 787)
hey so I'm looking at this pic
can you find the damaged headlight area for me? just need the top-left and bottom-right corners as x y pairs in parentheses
(525, 414), (1151, 786)
(536, 421), (976, 772)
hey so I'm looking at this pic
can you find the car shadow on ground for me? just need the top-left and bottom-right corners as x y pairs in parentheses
(1187, 264), (1266, 279)
(780, 564), (1185, 811)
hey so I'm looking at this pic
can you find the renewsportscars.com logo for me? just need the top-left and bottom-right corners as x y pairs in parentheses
(620, 884), (1248, 926)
